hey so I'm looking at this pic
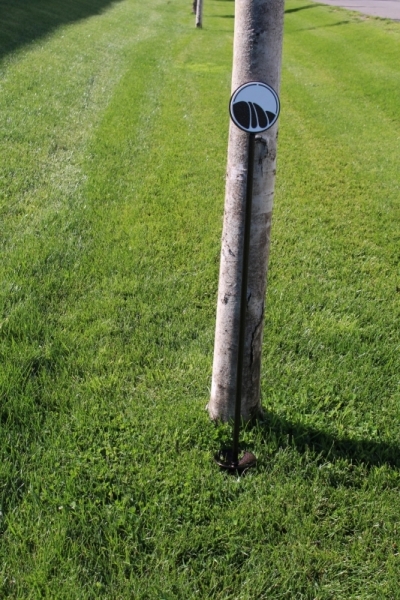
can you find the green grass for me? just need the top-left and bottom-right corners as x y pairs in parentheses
(1, 0), (400, 597)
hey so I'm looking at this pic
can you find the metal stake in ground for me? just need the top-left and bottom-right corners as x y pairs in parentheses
(214, 82), (280, 473)
(214, 133), (257, 472)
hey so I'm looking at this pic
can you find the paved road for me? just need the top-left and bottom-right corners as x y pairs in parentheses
(317, 0), (400, 20)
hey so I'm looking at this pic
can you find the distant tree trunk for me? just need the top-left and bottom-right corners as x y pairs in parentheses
(195, 0), (203, 27)
(208, 0), (285, 422)
(192, 0), (197, 13)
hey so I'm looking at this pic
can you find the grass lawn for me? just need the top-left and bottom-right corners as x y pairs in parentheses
(1, 0), (399, 597)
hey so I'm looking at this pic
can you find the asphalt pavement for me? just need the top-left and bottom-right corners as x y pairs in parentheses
(317, 0), (400, 20)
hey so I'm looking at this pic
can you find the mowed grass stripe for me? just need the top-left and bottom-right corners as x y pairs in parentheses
(0, 0), (171, 463)
(266, 3), (399, 440)
(1, 1), (236, 595)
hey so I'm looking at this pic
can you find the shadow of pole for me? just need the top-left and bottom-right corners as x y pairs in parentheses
(285, 3), (326, 13)
(256, 410), (400, 469)
(0, 0), (122, 60)
(293, 20), (350, 31)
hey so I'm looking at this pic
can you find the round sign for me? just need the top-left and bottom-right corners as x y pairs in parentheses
(229, 81), (280, 133)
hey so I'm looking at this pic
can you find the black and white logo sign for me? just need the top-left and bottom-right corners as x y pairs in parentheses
(229, 81), (280, 133)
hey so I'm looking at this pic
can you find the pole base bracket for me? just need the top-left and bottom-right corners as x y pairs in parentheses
(214, 449), (257, 473)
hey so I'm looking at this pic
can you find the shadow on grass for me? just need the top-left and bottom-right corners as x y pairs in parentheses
(258, 410), (400, 468)
(0, 0), (122, 60)
(285, 3), (325, 13)
(295, 20), (351, 30)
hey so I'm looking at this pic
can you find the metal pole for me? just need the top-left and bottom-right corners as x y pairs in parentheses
(231, 132), (255, 464)
(215, 134), (257, 472)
